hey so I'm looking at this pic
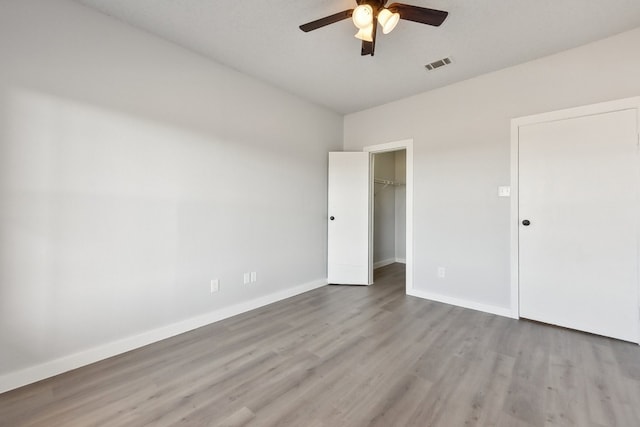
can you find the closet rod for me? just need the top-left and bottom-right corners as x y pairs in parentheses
(374, 178), (404, 186)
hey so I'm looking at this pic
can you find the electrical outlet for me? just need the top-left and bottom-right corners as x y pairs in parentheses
(250, 272), (257, 283)
(243, 272), (250, 284)
(437, 267), (446, 279)
(210, 279), (219, 293)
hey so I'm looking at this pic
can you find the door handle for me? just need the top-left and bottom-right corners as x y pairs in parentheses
(330, 216), (335, 221)
(522, 219), (531, 226)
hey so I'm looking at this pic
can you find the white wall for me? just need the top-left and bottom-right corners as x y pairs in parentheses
(0, 0), (342, 391)
(345, 27), (640, 315)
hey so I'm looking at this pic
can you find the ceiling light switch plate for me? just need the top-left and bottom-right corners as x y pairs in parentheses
(498, 186), (511, 197)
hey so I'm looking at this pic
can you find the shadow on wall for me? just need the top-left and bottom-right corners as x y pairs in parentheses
(0, 87), (326, 376)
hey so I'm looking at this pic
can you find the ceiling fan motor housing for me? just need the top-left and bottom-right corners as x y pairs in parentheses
(357, 0), (387, 15)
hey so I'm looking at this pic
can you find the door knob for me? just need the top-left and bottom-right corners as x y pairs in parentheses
(522, 219), (531, 226)
(330, 216), (335, 221)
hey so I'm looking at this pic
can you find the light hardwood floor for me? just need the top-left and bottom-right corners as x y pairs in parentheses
(2, 263), (640, 426)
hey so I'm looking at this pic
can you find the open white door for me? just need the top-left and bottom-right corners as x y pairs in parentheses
(328, 152), (371, 285)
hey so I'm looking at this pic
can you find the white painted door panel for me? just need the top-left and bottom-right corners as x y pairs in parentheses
(519, 109), (639, 342)
(328, 152), (371, 285)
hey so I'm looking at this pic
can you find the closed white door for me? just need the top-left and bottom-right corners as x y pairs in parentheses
(327, 152), (371, 285)
(519, 109), (639, 342)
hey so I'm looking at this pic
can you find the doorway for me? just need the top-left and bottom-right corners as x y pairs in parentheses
(364, 139), (414, 293)
(372, 150), (406, 281)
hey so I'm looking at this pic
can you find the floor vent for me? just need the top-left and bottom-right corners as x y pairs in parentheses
(425, 57), (452, 71)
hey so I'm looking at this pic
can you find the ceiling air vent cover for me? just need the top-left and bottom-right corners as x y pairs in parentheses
(425, 57), (452, 71)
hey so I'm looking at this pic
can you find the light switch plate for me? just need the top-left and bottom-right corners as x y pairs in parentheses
(498, 186), (511, 197)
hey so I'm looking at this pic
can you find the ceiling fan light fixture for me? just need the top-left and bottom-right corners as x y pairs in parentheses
(354, 23), (374, 42)
(298, 2), (449, 57)
(352, 4), (374, 29)
(377, 8), (400, 34)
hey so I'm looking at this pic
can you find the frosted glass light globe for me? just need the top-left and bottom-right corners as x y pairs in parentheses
(378, 8), (400, 34)
(352, 4), (374, 29)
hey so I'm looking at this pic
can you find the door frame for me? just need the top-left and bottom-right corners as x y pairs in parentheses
(363, 139), (414, 293)
(510, 97), (640, 319)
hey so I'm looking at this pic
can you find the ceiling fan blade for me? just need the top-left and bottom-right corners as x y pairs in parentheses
(387, 3), (448, 26)
(299, 9), (353, 32)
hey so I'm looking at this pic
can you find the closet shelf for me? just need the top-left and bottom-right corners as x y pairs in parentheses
(374, 178), (405, 186)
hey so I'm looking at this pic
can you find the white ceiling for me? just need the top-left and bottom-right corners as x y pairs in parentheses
(75, 0), (640, 114)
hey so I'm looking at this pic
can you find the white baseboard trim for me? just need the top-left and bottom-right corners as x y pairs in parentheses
(407, 288), (516, 319)
(395, 258), (406, 264)
(0, 278), (327, 394)
(373, 258), (396, 269)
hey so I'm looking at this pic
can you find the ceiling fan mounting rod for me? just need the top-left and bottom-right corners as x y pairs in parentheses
(356, 0), (387, 14)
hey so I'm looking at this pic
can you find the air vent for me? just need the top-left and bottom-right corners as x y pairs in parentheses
(425, 57), (452, 71)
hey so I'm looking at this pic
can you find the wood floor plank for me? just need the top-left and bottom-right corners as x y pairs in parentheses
(3, 263), (640, 426)
(502, 344), (549, 426)
(214, 406), (255, 427)
(544, 353), (591, 426)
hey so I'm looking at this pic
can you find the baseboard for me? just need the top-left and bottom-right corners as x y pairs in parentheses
(373, 258), (396, 269)
(373, 258), (406, 269)
(407, 288), (515, 319)
(0, 278), (327, 394)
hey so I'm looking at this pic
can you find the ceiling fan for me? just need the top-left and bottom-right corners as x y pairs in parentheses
(299, 0), (448, 56)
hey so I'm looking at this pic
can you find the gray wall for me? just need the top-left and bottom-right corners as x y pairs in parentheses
(0, 0), (342, 387)
(373, 152), (396, 264)
(394, 150), (406, 261)
(345, 27), (640, 313)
